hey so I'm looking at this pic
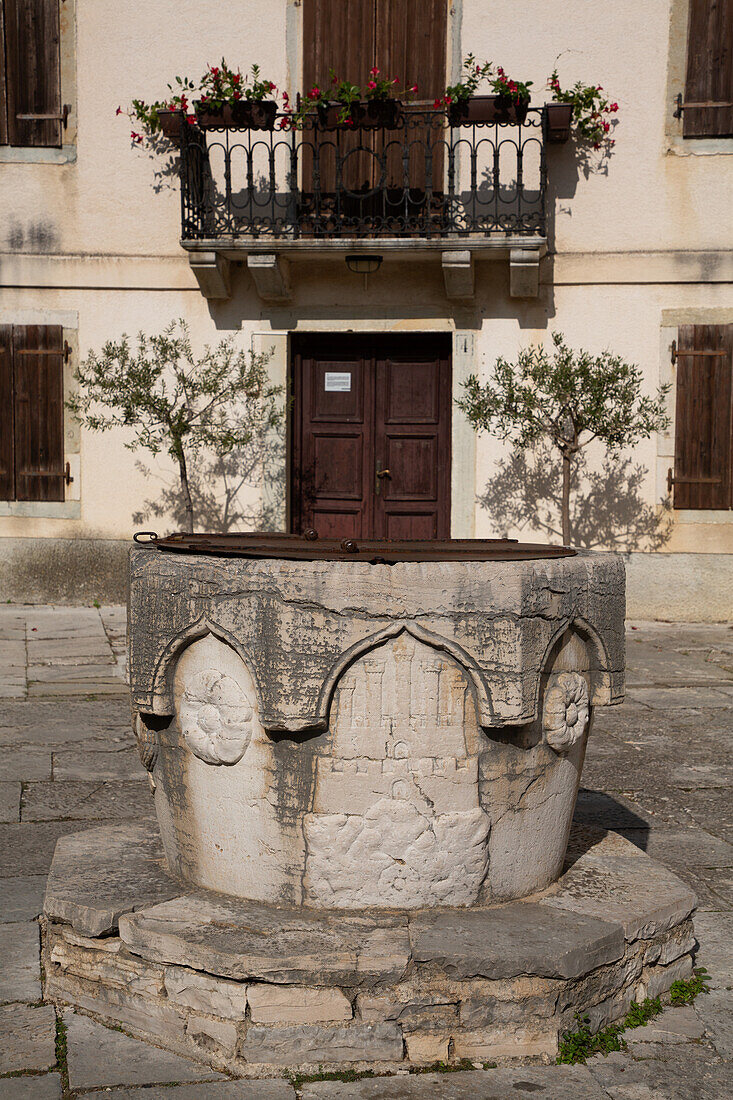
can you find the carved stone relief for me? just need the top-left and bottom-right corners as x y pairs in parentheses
(543, 672), (589, 753)
(304, 632), (490, 908)
(178, 667), (255, 766)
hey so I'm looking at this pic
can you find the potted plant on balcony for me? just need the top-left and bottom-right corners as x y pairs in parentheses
(194, 61), (279, 130)
(309, 68), (418, 131)
(120, 77), (197, 146)
(546, 70), (618, 148)
(441, 56), (531, 125)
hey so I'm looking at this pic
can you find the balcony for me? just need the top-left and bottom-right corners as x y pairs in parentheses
(178, 107), (548, 302)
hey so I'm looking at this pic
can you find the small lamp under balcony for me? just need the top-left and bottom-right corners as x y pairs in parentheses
(345, 254), (383, 275)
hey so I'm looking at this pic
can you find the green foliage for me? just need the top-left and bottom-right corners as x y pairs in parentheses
(68, 320), (283, 533)
(289, 1068), (379, 1088)
(548, 69), (619, 149)
(557, 1013), (627, 1064)
(670, 967), (710, 1006)
(410, 1059), (477, 1075)
(458, 333), (670, 545)
(459, 333), (669, 455)
(444, 54), (493, 103)
(54, 1013), (70, 1094)
(558, 970), (711, 1065)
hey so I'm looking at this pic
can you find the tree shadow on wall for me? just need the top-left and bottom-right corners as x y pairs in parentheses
(132, 435), (286, 535)
(478, 441), (672, 551)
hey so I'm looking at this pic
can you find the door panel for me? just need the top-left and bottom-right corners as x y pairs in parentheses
(292, 334), (451, 539)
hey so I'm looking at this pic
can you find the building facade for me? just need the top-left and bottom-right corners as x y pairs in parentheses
(0, 0), (731, 617)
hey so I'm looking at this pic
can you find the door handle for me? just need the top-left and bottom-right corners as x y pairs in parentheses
(375, 464), (391, 496)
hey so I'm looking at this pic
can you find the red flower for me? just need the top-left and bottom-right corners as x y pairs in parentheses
(445, 94), (452, 104)
(283, 91), (290, 103)
(186, 115), (196, 124)
(609, 102), (618, 112)
(370, 66), (379, 76)
(234, 89), (241, 99)
(116, 105), (122, 115)
(307, 87), (320, 99)
(409, 83), (418, 93)
(433, 97), (441, 108)
(233, 73), (241, 84)
(269, 82), (276, 92)
(212, 67), (219, 76)
(367, 80), (377, 90)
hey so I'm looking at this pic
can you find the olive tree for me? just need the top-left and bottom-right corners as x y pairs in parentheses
(457, 332), (670, 545)
(68, 320), (283, 533)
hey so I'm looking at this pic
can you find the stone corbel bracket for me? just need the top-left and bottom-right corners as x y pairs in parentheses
(246, 253), (291, 302)
(509, 245), (542, 298)
(188, 251), (231, 300)
(128, 548), (625, 735)
(442, 250), (475, 300)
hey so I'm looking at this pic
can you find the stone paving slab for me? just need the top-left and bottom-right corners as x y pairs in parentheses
(0, 921), (40, 1003)
(300, 1065), (610, 1098)
(619, 825), (733, 868)
(409, 902), (623, 980)
(64, 1010), (224, 1090)
(0, 781), (20, 822)
(44, 824), (179, 936)
(0, 821), (99, 876)
(85, 1084), (295, 1099)
(621, 1005), (706, 1048)
(588, 1046), (733, 1099)
(0, 1002), (57, 1074)
(22, 779), (154, 823)
(52, 748), (146, 781)
(541, 825), (696, 941)
(0, 1076), (63, 1099)
(119, 893), (412, 987)
(694, 988), (733, 1057)
(0, 750), (52, 781)
(0, 874), (47, 922)
(0, 700), (130, 747)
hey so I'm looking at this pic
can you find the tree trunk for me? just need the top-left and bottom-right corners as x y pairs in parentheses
(176, 445), (195, 534)
(561, 449), (572, 545)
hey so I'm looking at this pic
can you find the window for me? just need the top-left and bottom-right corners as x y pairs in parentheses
(670, 324), (733, 508)
(0, 325), (67, 501)
(0, 0), (65, 148)
(681, 0), (733, 138)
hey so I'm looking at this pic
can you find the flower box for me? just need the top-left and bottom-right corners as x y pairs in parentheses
(194, 99), (277, 130)
(544, 102), (573, 143)
(316, 98), (403, 131)
(448, 94), (530, 126)
(156, 108), (185, 143)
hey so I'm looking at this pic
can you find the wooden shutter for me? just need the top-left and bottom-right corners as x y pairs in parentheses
(12, 324), (65, 501)
(3, 0), (62, 147)
(683, 0), (733, 137)
(672, 324), (733, 509)
(374, 0), (446, 101)
(0, 1), (8, 144)
(0, 327), (14, 499)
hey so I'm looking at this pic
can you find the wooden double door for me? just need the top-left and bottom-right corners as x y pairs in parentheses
(291, 334), (452, 539)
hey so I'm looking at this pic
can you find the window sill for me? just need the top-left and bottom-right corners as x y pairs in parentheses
(672, 509), (733, 522)
(0, 500), (80, 519)
(665, 135), (733, 157)
(0, 144), (76, 165)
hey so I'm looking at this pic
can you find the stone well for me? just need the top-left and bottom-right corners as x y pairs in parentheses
(42, 536), (698, 1076)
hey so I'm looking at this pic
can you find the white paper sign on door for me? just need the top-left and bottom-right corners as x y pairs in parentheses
(324, 372), (352, 392)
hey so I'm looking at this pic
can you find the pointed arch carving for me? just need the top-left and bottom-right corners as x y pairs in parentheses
(316, 621), (497, 728)
(535, 613), (620, 713)
(149, 615), (264, 718)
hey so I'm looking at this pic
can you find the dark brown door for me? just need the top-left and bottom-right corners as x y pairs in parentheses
(301, 0), (447, 230)
(292, 333), (451, 538)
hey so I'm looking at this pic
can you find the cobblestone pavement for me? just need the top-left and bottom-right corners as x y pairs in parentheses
(0, 606), (731, 1099)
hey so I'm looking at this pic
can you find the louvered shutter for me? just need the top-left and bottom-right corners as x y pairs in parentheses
(4, 0), (63, 147)
(0, 327), (14, 499)
(672, 325), (733, 509)
(12, 324), (65, 501)
(683, 0), (733, 137)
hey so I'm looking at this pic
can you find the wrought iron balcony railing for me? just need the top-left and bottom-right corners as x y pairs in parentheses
(179, 107), (546, 242)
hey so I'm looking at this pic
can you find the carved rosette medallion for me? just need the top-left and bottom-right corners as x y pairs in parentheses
(179, 668), (254, 766)
(543, 671), (589, 753)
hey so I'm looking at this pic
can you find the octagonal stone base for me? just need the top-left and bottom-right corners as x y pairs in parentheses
(42, 822), (697, 1078)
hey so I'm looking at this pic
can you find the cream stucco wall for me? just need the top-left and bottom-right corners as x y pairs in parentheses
(0, 0), (731, 614)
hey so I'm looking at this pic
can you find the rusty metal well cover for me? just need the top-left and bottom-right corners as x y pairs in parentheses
(134, 531), (576, 563)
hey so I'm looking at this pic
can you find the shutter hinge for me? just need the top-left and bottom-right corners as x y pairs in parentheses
(671, 340), (727, 365)
(64, 340), (72, 363)
(16, 105), (71, 129)
(674, 93), (733, 117)
(64, 461), (73, 486)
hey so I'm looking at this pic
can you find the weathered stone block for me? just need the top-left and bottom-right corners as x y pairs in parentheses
(240, 1022), (403, 1065)
(410, 903), (624, 980)
(43, 823), (177, 936)
(186, 1014), (239, 1059)
(247, 983), (352, 1024)
(452, 1026), (558, 1060)
(49, 929), (164, 999)
(636, 953), (694, 1001)
(119, 894), (410, 987)
(165, 966), (247, 1020)
(404, 1031), (451, 1063)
